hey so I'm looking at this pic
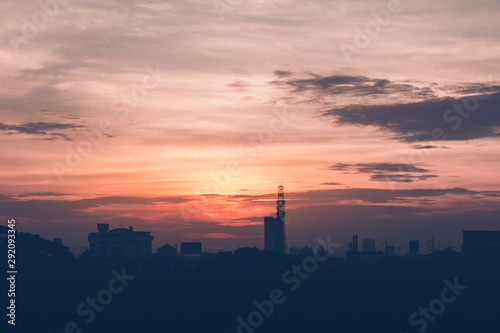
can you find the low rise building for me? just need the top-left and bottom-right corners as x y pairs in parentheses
(88, 223), (153, 258)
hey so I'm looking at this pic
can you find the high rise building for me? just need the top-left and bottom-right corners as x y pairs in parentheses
(264, 216), (278, 252)
(348, 235), (358, 253)
(264, 185), (287, 254)
(346, 235), (384, 263)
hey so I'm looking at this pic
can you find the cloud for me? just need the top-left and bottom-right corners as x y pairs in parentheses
(297, 187), (483, 204)
(370, 174), (438, 183)
(273, 71), (500, 143)
(39, 109), (81, 120)
(326, 162), (437, 183)
(273, 70), (292, 78)
(0, 195), (191, 221)
(0, 121), (84, 140)
(227, 186), (492, 205)
(3, 188), (492, 224)
(283, 204), (500, 250)
(3, 187), (500, 253)
(412, 145), (439, 149)
(321, 182), (342, 186)
(227, 80), (251, 92)
(16, 192), (73, 198)
(322, 91), (500, 142)
(328, 162), (430, 173)
(271, 72), (437, 105)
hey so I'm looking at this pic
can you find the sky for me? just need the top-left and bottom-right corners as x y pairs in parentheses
(1, 0), (500, 254)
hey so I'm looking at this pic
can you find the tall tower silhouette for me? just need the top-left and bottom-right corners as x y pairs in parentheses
(276, 184), (287, 254)
(264, 185), (287, 254)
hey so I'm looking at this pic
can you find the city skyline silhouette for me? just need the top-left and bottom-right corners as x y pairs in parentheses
(2, 0), (500, 332)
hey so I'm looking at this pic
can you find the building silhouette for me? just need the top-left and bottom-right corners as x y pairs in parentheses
(181, 242), (202, 255)
(348, 235), (358, 253)
(363, 238), (376, 252)
(156, 243), (178, 257)
(88, 223), (153, 258)
(463, 230), (500, 255)
(79, 246), (88, 255)
(408, 240), (419, 255)
(386, 245), (395, 256)
(264, 185), (287, 254)
(346, 235), (383, 263)
(289, 245), (314, 257)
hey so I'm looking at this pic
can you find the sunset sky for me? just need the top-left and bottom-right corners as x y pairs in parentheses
(1, 0), (500, 254)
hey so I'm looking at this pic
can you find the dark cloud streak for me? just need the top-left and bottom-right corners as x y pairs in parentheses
(273, 71), (500, 143)
(326, 162), (437, 183)
(0, 121), (84, 140)
(323, 92), (500, 142)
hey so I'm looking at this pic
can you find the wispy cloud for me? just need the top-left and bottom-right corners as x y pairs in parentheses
(328, 162), (430, 174)
(271, 72), (437, 106)
(0, 121), (84, 140)
(370, 174), (438, 183)
(326, 162), (437, 183)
